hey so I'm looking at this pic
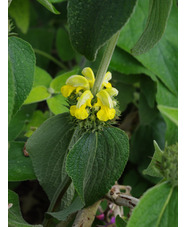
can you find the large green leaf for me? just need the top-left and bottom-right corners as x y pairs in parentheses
(26, 113), (75, 201)
(8, 142), (36, 181)
(131, 0), (173, 55)
(68, 0), (137, 61)
(118, 0), (178, 95)
(8, 190), (42, 227)
(8, 37), (36, 115)
(66, 127), (129, 205)
(37, 0), (60, 14)
(9, 0), (30, 34)
(8, 57), (15, 124)
(127, 182), (178, 227)
(110, 47), (156, 79)
(56, 28), (75, 61)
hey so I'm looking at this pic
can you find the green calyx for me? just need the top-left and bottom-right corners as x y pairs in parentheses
(156, 143), (178, 186)
(67, 92), (120, 132)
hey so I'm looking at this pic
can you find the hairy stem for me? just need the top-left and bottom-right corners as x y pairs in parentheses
(92, 31), (120, 95)
(34, 48), (68, 69)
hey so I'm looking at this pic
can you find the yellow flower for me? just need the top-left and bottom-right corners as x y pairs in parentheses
(70, 90), (93, 120)
(61, 67), (119, 122)
(61, 67), (95, 97)
(94, 88), (118, 121)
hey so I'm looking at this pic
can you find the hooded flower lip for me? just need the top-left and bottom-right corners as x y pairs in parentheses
(61, 68), (95, 98)
(102, 72), (112, 88)
(94, 89), (117, 122)
(70, 90), (93, 120)
(82, 67), (95, 88)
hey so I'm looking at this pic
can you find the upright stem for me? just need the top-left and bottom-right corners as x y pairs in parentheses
(92, 31), (120, 95)
(34, 48), (68, 70)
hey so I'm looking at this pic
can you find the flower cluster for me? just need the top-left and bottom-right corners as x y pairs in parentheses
(61, 67), (119, 122)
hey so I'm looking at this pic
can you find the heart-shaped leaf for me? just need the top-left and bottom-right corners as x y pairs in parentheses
(66, 127), (129, 205)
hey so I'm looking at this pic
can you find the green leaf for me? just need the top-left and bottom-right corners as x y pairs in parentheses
(156, 81), (177, 108)
(8, 142), (36, 181)
(8, 37), (36, 115)
(156, 81), (178, 142)
(112, 73), (135, 111)
(50, 0), (66, 2)
(24, 86), (51, 104)
(48, 196), (84, 221)
(9, 0), (30, 34)
(50, 69), (79, 93)
(33, 67), (52, 87)
(116, 215), (127, 227)
(139, 93), (159, 125)
(127, 182), (178, 227)
(20, 28), (55, 68)
(163, 116), (178, 145)
(68, 0), (137, 61)
(26, 113), (75, 201)
(66, 127), (129, 205)
(110, 47), (155, 79)
(131, 0), (173, 55)
(8, 57), (15, 124)
(140, 76), (157, 108)
(143, 141), (164, 178)
(8, 190), (42, 226)
(118, 0), (178, 95)
(130, 114), (166, 165)
(56, 28), (75, 61)
(158, 105), (178, 126)
(24, 110), (49, 137)
(37, 0), (60, 14)
(47, 95), (69, 115)
(8, 104), (37, 141)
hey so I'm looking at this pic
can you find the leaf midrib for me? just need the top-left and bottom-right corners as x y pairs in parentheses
(156, 185), (174, 227)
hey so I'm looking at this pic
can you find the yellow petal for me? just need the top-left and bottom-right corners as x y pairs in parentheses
(76, 90), (93, 109)
(96, 90), (113, 108)
(97, 106), (116, 121)
(75, 104), (89, 120)
(66, 75), (90, 90)
(70, 105), (77, 116)
(61, 85), (75, 97)
(105, 82), (112, 88)
(75, 86), (84, 93)
(82, 67), (95, 88)
(101, 72), (112, 88)
(105, 87), (118, 97)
